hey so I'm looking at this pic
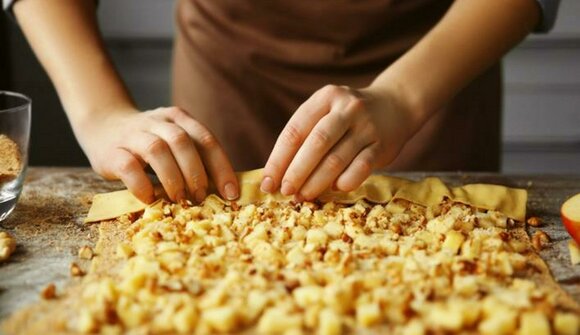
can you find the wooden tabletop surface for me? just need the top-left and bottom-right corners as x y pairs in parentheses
(0, 168), (579, 322)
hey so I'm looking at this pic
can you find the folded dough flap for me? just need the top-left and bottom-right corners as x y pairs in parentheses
(85, 190), (148, 223)
(85, 169), (527, 223)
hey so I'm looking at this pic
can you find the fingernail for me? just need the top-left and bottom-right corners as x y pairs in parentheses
(281, 181), (295, 196)
(260, 177), (274, 193)
(145, 194), (156, 204)
(194, 189), (206, 203)
(224, 182), (238, 200)
(176, 190), (187, 202)
(294, 193), (305, 202)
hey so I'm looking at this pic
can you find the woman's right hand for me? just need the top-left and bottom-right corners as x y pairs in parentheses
(77, 107), (239, 204)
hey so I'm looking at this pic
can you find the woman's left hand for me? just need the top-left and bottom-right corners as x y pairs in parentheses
(261, 84), (419, 200)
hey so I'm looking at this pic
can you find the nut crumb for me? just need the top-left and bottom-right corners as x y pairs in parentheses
(341, 233), (353, 243)
(70, 262), (85, 277)
(0, 231), (16, 262)
(40, 283), (56, 300)
(532, 231), (550, 251)
(78, 246), (94, 260)
(568, 240), (580, 266)
(526, 216), (542, 227)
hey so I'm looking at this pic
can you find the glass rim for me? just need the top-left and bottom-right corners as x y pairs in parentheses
(0, 90), (32, 113)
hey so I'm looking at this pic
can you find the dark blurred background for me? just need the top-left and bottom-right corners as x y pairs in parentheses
(0, 0), (579, 172)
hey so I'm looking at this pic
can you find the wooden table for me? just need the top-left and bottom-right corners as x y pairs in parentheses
(0, 168), (579, 322)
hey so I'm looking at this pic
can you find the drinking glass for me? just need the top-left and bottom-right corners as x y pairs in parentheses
(0, 91), (31, 221)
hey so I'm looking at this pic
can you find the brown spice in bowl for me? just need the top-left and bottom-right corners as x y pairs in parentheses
(0, 134), (22, 184)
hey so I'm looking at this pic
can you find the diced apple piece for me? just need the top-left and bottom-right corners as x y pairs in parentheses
(426, 304), (463, 331)
(554, 312), (579, 335)
(379, 239), (399, 255)
(173, 305), (198, 334)
(142, 206), (164, 220)
(318, 308), (342, 335)
(291, 225), (307, 241)
(402, 319), (426, 335)
(426, 216), (455, 234)
(356, 302), (381, 327)
(307, 228), (328, 246)
(115, 242), (135, 259)
(245, 223), (268, 245)
(323, 283), (353, 314)
(286, 245), (306, 266)
(517, 311), (550, 335)
(77, 308), (97, 333)
(284, 329), (304, 335)
(304, 305), (322, 329)
(203, 306), (238, 333)
(323, 220), (344, 238)
(257, 308), (302, 334)
(117, 296), (147, 328)
(478, 312), (517, 335)
(199, 283), (227, 309)
(479, 298), (517, 335)
(293, 285), (323, 308)
(461, 238), (482, 259)
(190, 219), (212, 237)
(453, 275), (478, 296)
(442, 230), (465, 254)
(245, 290), (269, 322)
(424, 299), (477, 332)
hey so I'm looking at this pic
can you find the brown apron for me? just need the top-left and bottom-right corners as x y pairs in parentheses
(172, 0), (501, 172)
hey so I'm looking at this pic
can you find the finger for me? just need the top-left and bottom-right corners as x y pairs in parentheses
(262, 85), (341, 194)
(298, 129), (369, 200)
(150, 122), (208, 203)
(281, 99), (358, 196)
(169, 108), (239, 201)
(104, 148), (155, 204)
(335, 144), (377, 192)
(128, 131), (187, 202)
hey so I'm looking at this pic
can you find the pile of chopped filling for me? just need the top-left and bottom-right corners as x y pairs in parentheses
(73, 196), (578, 335)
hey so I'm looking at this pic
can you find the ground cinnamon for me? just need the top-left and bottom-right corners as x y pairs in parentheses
(0, 134), (22, 184)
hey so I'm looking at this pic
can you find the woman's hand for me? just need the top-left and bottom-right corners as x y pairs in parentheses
(12, 0), (239, 204)
(259, 0), (541, 201)
(78, 107), (239, 204)
(261, 85), (420, 200)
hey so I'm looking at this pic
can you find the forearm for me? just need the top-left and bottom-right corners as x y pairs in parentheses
(13, 0), (135, 129)
(371, 0), (540, 127)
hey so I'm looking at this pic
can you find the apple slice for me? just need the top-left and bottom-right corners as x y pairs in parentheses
(568, 240), (580, 266)
(561, 193), (580, 244)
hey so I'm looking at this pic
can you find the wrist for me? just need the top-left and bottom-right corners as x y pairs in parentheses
(72, 104), (136, 129)
(71, 106), (138, 160)
(365, 72), (431, 136)
(70, 105), (138, 150)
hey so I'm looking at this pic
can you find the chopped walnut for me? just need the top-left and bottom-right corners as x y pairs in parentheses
(0, 231), (16, 262)
(526, 216), (542, 227)
(70, 262), (85, 277)
(40, 283), (56, 300)
(532, 231), (550, 251)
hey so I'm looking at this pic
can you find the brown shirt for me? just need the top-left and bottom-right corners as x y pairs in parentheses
(172, 0), (501, 172)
